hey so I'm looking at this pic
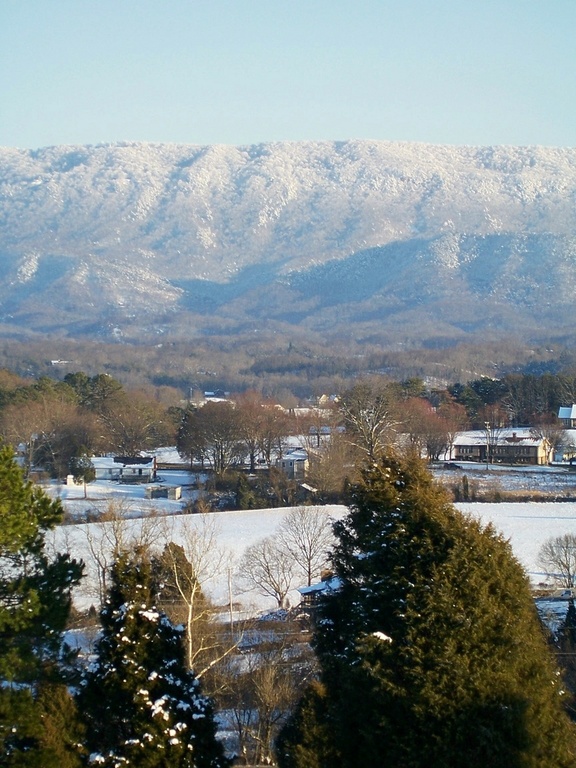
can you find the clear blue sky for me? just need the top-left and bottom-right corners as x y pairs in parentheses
(1, 0), (575, 150)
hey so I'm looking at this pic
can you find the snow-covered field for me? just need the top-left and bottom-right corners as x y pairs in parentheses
(433, 460), (576, 496)
(458, 502), (576, 585)
(46, 471), (347, 613)
(45, 458), (576, 615)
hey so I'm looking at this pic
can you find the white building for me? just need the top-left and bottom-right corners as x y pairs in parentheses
(91, 456), (157, 483)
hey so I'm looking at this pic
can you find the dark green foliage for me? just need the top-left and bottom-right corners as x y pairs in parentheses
(236, 473), (260, 509)
(64, 372), (124, 413)
(556, 599), (576, 721)
(151, 542), (198, 606)
(279, 454), (576, 768)
(151, 541), (211, 637)
(0, 445), (84, 765)
(275, 681), (337, 768)
(69, 453), (95, 484)
(35, 683), (86, 767)
(78, 552), (229, 767)
(461, 473), (469, 501)
(1, 683), (85, 768)
(69, 453), (96, 499)
(0, 688), (42, 765)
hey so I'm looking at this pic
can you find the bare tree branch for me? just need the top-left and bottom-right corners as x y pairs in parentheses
(277, 506), (334, 586)
(238, 537), (296, 608)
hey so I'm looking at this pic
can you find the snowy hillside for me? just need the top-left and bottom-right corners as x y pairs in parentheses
(1, 139), (576, 343)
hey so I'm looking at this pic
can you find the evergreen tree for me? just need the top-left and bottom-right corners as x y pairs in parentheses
(562, 598), (576, 647)
(77, 551), (229, 767)
(235, 473), (259, 510)
(556, 599), (576, 721)
(36, 683), (87, 767)
(0, 444), (84, 765)
(277, 453), (576, 768)
(275, 681), (336, 768)
(70, 452), (96, 499)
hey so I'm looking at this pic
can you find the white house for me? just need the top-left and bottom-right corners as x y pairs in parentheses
(92, 456), (157, 483)
(558, 406), (576, 428)
(275, 448), (309, 480)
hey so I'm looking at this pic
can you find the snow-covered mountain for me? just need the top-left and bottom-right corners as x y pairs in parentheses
(1, 139), (575, 344)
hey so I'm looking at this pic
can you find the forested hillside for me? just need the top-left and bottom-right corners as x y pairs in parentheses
(1, 140), (576, 350)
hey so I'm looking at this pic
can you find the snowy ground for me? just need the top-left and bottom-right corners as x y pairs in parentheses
(432, 461), (576, 496)
(44, 455), (576, 617)
(46, 471), (347, 614)
(458, 502), (576, 585)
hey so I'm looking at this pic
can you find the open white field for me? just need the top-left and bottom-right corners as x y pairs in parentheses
(44, 458), (576, 615)
(459, 501), (576, 585)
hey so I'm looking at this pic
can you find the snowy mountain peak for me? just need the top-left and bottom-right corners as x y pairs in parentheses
(1, 139), (576, 344)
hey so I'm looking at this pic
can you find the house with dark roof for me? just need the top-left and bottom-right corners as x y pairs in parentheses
(453, 429), (551, 465)
(91, 455), (157, 483)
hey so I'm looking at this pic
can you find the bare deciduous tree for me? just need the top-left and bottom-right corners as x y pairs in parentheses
(223, 638), (316, 765)
(235, 390), (267, 472)
(97, 391), (171, 455)
(238, 537), (296, 608)
(339, 381), (399, 462)
(178, 401), (244, 475)
(306, 430), (357, 498)
(158, 514), (236, 676)
(530, 417), (564, 463)
(79, 500), (164, 605)
(278, 506), (334, 587)
(539, 534), (576, 588)
(437, 398), (469, 461)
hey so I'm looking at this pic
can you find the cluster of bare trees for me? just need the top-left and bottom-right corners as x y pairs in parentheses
(5, 363), (576, 497)
(0, 369), (478, 501)
(238, 506), (335, 608)
(338, 379), (470, 465)
(0, 373), (176, 478)
(177, 395), (291, 474)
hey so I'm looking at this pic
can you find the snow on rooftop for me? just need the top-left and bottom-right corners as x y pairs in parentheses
(453, 428), (543, 446)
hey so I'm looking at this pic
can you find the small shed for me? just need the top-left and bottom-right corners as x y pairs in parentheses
(275, 448), (309, 480)
(145, 485), (182, 500)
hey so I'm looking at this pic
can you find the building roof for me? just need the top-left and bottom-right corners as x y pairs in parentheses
(297, 576), (341, 596)
(278, 448), (308, 461)
(558, 405), (576, 420)
(453, 428), (544, 447)
(92, 456), (155, 471)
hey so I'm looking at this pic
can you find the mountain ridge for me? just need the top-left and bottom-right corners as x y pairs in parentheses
(1, 139), (576, 345)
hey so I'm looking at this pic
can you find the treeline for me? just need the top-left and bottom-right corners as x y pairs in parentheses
(1, 334), (575, 401)
(1, 365), (576, 501)
(448, 371), (576, 426)
(0, 370), (178, 478)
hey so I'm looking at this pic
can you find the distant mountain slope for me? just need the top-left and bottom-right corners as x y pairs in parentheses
(1, 140), (575, 343)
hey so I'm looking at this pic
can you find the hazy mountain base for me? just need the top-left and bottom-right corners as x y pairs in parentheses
(0, 335), (571, 400)
(1, 234), (576, 349)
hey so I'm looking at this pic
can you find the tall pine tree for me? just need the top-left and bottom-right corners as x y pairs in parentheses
(278, 454), (576, 768)
(77, 551), (229, 767)
(0, 444), (84, 766)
